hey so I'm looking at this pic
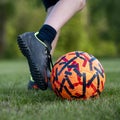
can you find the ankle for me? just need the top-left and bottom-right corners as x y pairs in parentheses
(37, 24), (57, 46)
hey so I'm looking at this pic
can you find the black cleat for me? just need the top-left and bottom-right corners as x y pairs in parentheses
(17, 32), (52, 90)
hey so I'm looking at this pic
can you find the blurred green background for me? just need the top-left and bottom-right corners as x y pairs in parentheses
(0, 0), (120, 59)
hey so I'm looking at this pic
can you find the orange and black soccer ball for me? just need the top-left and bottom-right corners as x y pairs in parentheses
(50, 51), (106, 100)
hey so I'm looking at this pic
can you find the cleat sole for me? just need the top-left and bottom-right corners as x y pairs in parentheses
(17, 36), (47, 90)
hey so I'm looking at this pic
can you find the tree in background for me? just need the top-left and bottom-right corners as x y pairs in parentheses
(0, 0), (14, 58)
(88, 0), (120, 56)
(105, 0), (120, 54)
(0, 0), (120, 58)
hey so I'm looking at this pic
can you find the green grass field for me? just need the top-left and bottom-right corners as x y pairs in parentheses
(0, 58), (120, 120)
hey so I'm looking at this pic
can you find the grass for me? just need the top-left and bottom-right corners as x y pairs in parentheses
(0, 58), (120, 120)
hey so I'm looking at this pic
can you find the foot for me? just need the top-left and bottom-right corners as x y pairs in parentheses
(17, 32), (52, 90)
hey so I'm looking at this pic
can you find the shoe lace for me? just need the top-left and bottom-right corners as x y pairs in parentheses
(46, 48), (53, 72)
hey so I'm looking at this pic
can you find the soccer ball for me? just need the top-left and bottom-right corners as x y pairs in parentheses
(50, 51), (106, 100)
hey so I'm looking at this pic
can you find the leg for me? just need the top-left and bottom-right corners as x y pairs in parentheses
(46, 6), (60, 55)
(44, 0), (86, 31)
(44, 0), (86, 54)
(18, 0), (86, 90)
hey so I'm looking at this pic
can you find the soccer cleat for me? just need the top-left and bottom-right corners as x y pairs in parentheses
(17, 32), (52, 90)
